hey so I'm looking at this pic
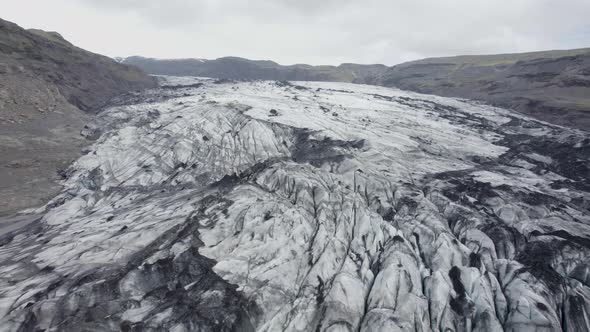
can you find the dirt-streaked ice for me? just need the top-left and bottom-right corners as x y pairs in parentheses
(1, 77), (588, 331)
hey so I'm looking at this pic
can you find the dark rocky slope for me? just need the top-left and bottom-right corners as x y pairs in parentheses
(0, 18), (156, 213)
(376, 48), (590, 131)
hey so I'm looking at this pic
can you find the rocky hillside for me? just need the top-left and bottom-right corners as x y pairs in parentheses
(377, 48), (590, 130)
(122, 56), (386, 84)
(0, 18), (156, 213)
(1, 77), (588, 331)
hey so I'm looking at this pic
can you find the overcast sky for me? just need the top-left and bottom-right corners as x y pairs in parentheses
(2, 0), (590, 65)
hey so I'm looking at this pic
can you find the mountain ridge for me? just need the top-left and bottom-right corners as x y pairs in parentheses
(121, 55), (387, 84)
(121, 48), (590, 130)
(398, 47), (590, 65)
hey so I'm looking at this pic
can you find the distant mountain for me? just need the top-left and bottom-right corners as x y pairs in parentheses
(121, 56), (387, 84)
(377, 48), (590, 130)
(123, 49), (590, 131)
(0, 18), (156, 213)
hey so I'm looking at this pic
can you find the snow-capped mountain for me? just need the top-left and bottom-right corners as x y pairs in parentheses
(1, 77), (588, 331)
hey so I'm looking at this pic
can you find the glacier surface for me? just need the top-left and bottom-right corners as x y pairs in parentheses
(0, 77), (589, 331)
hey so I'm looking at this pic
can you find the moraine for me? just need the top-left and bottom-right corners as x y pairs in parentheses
(0, 77), (589, 331)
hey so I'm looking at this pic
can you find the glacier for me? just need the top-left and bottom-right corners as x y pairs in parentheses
(0, 77), (589, 331)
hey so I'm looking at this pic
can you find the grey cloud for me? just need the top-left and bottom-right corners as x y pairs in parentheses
(3, 0), (590, 65)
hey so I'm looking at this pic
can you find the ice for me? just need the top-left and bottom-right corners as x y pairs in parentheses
(0, 77), (588, 331)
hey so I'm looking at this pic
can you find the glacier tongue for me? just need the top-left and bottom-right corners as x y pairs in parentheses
(1, 77), (589, 331)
